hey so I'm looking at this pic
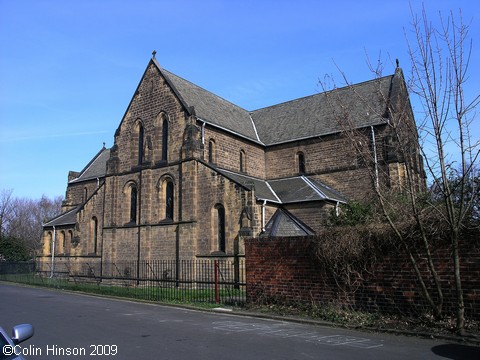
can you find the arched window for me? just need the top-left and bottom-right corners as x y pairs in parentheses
(45, 232), (52, 254)
(162, 117), (168, 161)
(157, 176), (175, 222)
(91, 217), (98, 253)
(212, 204), (226, 252)
(297, 152), (306, 174)
(55, 231), (62, 254)
(240, 149), (246, 172)
(208, 139), (216, 164)
(59, 231), (65, 254)
(67, 230), (73, 253)
(138, 124), (144, 165)
(217, 206), (225, 252)
(130, 185), (138, 223)
(384, 135), (397, 162)
(165, 181), (174, 220)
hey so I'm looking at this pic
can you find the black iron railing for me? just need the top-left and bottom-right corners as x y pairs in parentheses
(0, 259), (246, 306)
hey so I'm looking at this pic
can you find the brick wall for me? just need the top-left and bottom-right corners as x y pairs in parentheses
(245, 236), (480, 320)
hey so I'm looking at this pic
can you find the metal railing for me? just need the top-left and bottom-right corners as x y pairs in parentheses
(0, 259), (246, 305)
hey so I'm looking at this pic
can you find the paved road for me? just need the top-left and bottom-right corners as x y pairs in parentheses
(1, 283), (478, 359)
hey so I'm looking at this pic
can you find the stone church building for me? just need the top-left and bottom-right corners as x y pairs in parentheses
(40, 54), (424, 272)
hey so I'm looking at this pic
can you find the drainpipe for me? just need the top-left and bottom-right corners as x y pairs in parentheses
(261, 200), (266, 232)
(335, 201), (340, 217)
(50, 226), (56, 278)
(136, 171), (142, 285)
(371, 126), (379, 190)
(201, 121), (205, 145)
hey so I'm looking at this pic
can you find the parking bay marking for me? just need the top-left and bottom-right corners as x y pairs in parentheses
(213, 321), (383, 349)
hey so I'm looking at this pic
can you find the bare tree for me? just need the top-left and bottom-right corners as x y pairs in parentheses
(405, 6), (479, 334)
(0, 191), (63, 258)
(320, 65), (445, 321)
(0, 189), (14, 239)
(319, 6), (478, 335)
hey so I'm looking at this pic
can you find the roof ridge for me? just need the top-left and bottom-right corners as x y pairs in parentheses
(161, 68), (249, 113)
(251, 73), (394, 113)
(216, 168), (282, 203)
(265, 181), (281, 203)
(263, 207), (315, 237)
(304, 176), (348, 203)
(301, 175), (326, 198)
(248, 113), (263, 144)
(73, 146), (108, 181)
(279, 208), (315, 234)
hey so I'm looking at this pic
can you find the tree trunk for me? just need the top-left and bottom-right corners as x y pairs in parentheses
(451, 229), (465, 334)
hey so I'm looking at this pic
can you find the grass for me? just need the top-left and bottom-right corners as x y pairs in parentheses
(0, 272), (246, 307)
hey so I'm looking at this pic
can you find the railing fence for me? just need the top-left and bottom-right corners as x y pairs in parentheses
(0, 259), (246, 305)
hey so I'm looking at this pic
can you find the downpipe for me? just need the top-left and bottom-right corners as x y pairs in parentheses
(50, 225), (56, 278)
(371, 126), (379, 190)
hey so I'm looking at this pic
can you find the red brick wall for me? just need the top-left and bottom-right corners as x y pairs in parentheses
(245, 236), (480, 320)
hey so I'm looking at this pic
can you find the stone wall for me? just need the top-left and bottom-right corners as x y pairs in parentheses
(111, 63), (187, 174)
(42, 59), (425, 274)
(203, 126), (266, 179)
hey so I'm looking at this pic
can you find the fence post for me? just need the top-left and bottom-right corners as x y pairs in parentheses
(214, 260), (219, 304)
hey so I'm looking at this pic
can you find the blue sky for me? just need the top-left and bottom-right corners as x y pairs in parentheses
(1, 0), (479, 199)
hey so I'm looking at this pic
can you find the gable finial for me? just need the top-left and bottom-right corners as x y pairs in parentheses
(152, 50), (157, 59)
(396, 58), (399, 68)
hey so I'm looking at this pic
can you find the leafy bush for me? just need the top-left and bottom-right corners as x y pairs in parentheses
(325, 201), (374, 227)
(0, 236), (30, 261)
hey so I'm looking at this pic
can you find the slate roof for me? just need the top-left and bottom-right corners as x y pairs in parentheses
(43, 206), (79, 227)
(216, 169), (281, 203)
(269, 176), (347, 204)
(158, 65), (261, 143)
(217, 168), (347, 204)
(69, 147), (110, 184)
(154, 59), (398, 146)
(251, 76), (393, 145)
(44, 148), (109, 228)
(261, 208), (315, 237)
(44, 60), (388, 231)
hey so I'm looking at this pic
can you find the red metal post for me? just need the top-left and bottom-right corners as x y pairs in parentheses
(214, 260), (219, 304)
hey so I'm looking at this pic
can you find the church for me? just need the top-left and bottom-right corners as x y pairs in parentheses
(40, 54), (424, 272)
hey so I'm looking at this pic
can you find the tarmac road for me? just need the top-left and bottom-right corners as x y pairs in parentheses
(1, 283), (478, 360)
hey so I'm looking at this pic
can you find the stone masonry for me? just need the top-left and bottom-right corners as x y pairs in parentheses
(41, 55), (425, 273)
